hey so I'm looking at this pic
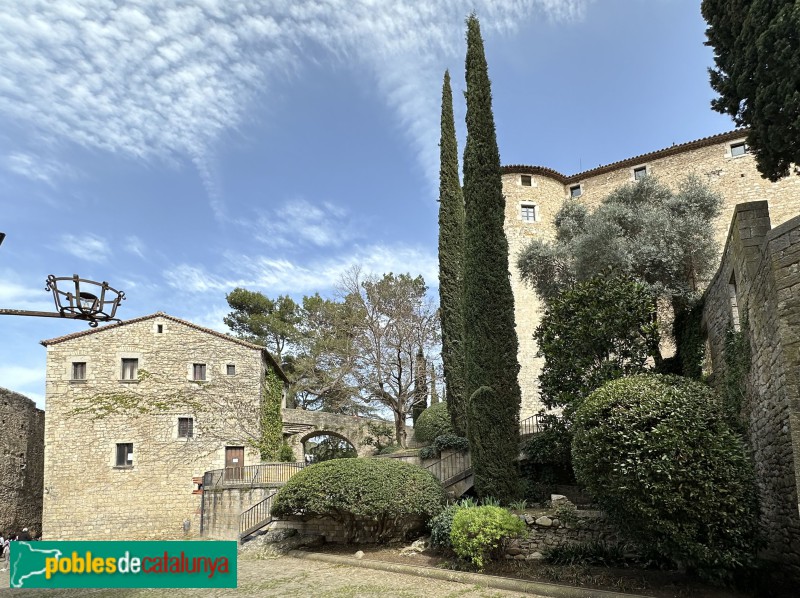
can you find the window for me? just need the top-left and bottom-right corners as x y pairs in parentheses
(157, 324), (163, 333)
(115, 443), (133, 467)
(730, 142), (749, 157)
(633, 166), (648, 181)
(72, 362), (86, 380)
(569, 184), (582, 198)
(729, 272), (741, 332)
(226, 364), (236, 376)
(192, 363), (207, 381)
(178, 417), (194, 438)
(520, 174), (532, 186)
(121, 358), (138, 380)
(520, 203), (537, 222)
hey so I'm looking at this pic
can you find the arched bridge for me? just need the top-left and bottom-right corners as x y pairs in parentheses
(281, 408), (387, 458)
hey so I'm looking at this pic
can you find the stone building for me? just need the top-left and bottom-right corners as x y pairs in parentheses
(701, 202), (800, 583)
(0, 387), (44, 534)
(502, 130), (800, 417)
(40, 312), (288, 541)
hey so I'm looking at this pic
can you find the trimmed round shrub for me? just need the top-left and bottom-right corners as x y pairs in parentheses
(572, 374), (758, 576)
(450, 506), (526, 569)
(414, 401), (454, 443)
(272, 458), (446, 542)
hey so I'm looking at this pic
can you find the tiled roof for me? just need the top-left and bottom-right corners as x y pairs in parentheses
(40, 311), (289, 383)
(502, 129), (748, 183)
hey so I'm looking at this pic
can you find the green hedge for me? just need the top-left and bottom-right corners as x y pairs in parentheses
(572, 374), (758, 578)
(273, 458), (446, 542)
(414, 401), (454, 443)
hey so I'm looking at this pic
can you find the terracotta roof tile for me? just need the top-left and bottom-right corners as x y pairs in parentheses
(502, 129), (748, 183)
(40, 312), (289, 383)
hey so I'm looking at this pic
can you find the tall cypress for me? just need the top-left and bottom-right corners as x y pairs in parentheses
(462, 14), (521, 502)
(438, 70), (468, 436)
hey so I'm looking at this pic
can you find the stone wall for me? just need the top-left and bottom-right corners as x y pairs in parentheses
(701, 202), (800, 582)
(0, 387), (44, 534)
(281, 408), (387, 458)
(506, 510), (624, 560)
(41, 313), (270, 540)
(503, 131), (800, 418)
(201, 484), (280, 540)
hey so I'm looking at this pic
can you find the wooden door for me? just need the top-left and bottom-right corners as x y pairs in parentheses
(225, 446), (244, 482)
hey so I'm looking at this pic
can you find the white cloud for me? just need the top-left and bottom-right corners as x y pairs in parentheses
(124, 235), (146, 259)
(56, 233), (112, 263)
(248, 198), (360, 249)
(0, 1), (589, 211)
(0, 270), (59, 311)
(163, 242), (438, 296)
(0, 364), (43, 388)
(3, 152), (77, 186)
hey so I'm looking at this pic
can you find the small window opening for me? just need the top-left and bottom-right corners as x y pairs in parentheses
(193, 363), (207, 381)
(520, 203), (537, 222)
(569, 184), (582, 198)
(729, 272), (741, 332)
(115, 443), (133, 467)
(121, 358), (138, 380)
(520, 174), (532, 186)
(730, 142), (749, 157)
(226, 364), (236, 376)
(178, 417), (194, 438)
(633, 166), (648, 181)
(72, 362), (86, 380)
(157, 324), (163, 333)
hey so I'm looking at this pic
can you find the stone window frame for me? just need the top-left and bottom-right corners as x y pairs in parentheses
(632, 165), (649, 181)
(225, 363), (237, 377)
(177, 416), (195, 440)
(187, 362), (211, 383)
(520, 202), (538, 223)
(119, 354), (141, 383)
(113, 442), (134, 469)
(66, 354), (90, 383)
(520, 174), (533, 187)
(154, 322), (165, 334)
(727, 141), (749, 158)
(569, 183), (582, 198)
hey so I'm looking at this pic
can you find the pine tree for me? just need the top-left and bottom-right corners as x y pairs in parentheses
(703, 0), (800, 181)
(462, 14), (521, 502)
(438, 69), (468, 436)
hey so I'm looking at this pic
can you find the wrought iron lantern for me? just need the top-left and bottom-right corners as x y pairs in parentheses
(0, 274), (126, 327)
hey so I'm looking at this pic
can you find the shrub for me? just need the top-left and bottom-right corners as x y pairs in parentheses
(429, 504), (462, 551)
(414, 401), (454, 444)
(545, 542), (626, 567)
(278, 442), (296, 463)
(420, 434), (470, 460)
(572, 374), (759, 578)
(272, 458), (446, 543)
(450, 506), (526, 569)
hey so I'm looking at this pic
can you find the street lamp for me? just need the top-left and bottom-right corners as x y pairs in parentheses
(0, 234), (126, 327)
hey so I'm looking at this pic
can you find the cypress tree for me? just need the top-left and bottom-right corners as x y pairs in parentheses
(462, 14), (521, 502)
(437, 69), (468, 436)
(412, 348), (428, 424)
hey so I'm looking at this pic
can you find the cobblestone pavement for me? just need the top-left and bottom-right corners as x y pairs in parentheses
(0, 554), (540, 597)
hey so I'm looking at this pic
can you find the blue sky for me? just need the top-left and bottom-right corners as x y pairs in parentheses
(0, 0), (733, 408)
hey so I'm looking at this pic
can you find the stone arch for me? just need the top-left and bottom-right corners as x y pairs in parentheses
(281, 408), (384, 458)
(299, 430), (358, 462)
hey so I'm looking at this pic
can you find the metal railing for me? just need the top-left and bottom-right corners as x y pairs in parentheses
(520, 413), (561, 436)
(424, 451), (472, 487)
(203, 461), (306, 489)
(239, 491), (278, 539)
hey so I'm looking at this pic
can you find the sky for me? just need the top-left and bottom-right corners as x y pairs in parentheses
(0, 0), (734, 409)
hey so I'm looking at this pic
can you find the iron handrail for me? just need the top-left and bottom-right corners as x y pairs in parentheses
(203, 461), (306, 488)
(423, 450), (472, 486)
(239, 491), (278, 539)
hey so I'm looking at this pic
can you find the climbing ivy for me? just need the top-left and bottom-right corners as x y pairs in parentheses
(253, 367), (284, 461)
(722, 315), (751, 433)
(672, 298), (706, 379)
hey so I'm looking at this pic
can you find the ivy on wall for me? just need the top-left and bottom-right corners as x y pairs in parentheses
(253, 367), (284, 461)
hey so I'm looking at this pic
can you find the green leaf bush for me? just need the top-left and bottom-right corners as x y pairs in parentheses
(429, 504), (462, 551)
(572, 374), (758, 578)
(450, 506), (526, 569)
(414, 401), (454, 444)
(272, 458), (446, 543)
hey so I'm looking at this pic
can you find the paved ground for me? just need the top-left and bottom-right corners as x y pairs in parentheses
(0, 554), (540, 597)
